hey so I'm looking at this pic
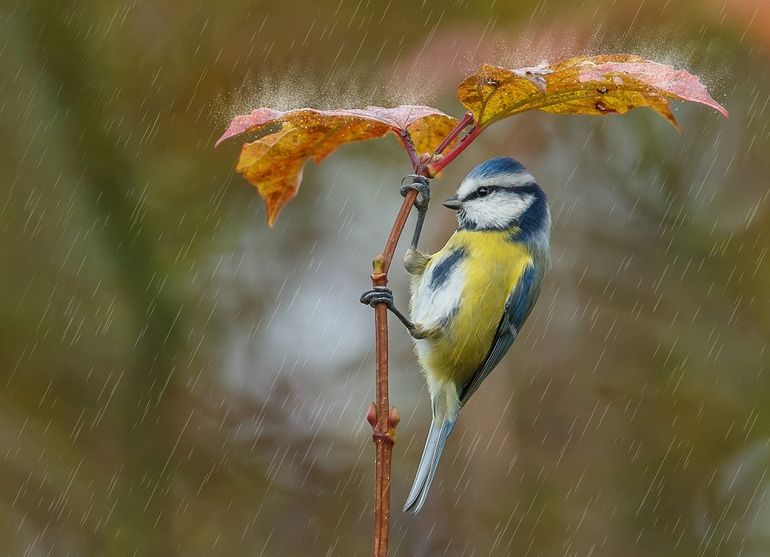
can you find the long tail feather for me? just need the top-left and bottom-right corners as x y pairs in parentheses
(403, 414), (457, 514)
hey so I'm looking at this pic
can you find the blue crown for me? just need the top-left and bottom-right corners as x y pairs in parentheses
(466, 157), (527, 180)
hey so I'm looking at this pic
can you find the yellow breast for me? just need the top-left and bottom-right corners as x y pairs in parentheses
(415, 229), (532, 387)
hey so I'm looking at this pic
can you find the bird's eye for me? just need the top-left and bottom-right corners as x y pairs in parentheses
(477, 186), (489, 197)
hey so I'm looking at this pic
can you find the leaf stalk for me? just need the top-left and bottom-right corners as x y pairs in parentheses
(428, 122), (483, 176)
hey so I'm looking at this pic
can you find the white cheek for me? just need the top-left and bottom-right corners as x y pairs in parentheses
(465, 194), (534, 229)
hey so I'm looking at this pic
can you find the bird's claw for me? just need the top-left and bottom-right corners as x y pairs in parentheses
(400, 175), (431, 213)
(361, 286), (418, 333)
(360, 286), (396, 309)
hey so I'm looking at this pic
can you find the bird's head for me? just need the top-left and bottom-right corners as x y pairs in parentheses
(443, 157), (550, 234)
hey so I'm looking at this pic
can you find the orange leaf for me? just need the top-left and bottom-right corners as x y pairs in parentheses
(217, 106), (457, 226)
(457, 54), (728, 130)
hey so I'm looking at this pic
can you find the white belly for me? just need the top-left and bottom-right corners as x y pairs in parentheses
(410, 254), (466, 334)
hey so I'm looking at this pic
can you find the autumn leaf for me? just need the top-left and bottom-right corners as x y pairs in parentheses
(216, 106), (457, 226)
(457, 54), (728, 130)
(219, 54), (728, 226)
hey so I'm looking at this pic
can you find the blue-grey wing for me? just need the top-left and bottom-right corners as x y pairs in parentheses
(459, 264), (543, 406)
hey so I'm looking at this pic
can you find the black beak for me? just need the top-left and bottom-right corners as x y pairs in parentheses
(442, 196), (462, 211)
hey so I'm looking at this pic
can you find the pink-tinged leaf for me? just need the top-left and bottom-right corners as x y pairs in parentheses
(217, 106), (457, 226)
(577, 58), (729, 118)
(457, 54), (728, 129)
(215, 108), (284, 147)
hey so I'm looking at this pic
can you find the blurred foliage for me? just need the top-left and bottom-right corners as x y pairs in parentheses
(0, 0), (768, 556)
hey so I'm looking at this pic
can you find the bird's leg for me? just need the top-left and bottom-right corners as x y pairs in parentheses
(400, 175), (431, 251)
(360, 286), (414, 330)
(360, 286), (435, 339)
(360, 176), (435, 338)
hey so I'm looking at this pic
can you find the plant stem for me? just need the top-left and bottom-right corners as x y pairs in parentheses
(368, 117), (479, 554)
(368, 188), (416, 557)
(369, 125), (432, 555)
(398, 130), (421, 172)
(434, 112), (474, 155)
(429, 123), (482, 176)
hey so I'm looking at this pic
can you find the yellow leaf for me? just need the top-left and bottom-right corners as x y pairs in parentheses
(457, 54), (728, 130)
(217, 106), (457, 226)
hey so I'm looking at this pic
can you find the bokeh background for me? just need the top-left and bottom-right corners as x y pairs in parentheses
(2, 0), (769, 555)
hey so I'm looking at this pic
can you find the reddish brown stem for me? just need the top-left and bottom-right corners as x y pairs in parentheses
(369, 187), (417, 557)
(429, 124), (483, 176)
(398, 130), (421, 172)
(434, 111), (474, 156)
(369, 119), (480, 555)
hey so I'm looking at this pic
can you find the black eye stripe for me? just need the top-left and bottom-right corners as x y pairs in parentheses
(463, 185), (503, 201)
(513, 183), (539, 195)
(460, 180), (540, 202)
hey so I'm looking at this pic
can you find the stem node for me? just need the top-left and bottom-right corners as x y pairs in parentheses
(388, 407), (400, 430)
(372, 254), (387, 283)
(367, 402), (377, 427)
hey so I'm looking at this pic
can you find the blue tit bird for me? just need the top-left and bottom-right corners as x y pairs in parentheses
(361, 157), (550, 514)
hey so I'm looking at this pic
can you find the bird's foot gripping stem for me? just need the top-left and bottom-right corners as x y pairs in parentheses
(360, 286), (416, 333)
(400, 175), (431, 250)
(400, 174), (431, 213)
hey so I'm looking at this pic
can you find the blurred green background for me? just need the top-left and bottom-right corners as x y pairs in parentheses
(1, 0), (769, 555)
